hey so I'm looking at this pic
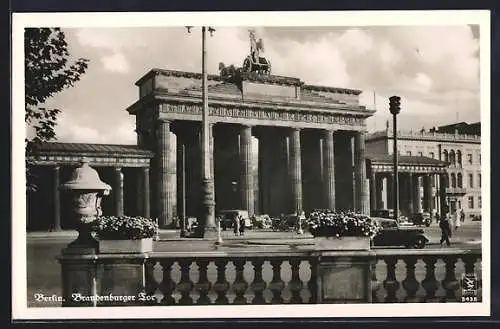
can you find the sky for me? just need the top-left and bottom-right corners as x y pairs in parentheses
(36, 24), (481, 145)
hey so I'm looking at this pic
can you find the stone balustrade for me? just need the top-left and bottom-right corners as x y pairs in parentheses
(59, 247), (481, 306)
(366, 130), (481, 143)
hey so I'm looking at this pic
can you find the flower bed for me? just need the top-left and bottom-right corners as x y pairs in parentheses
(93, 216), (158, 240)
(306, 209), (381, 239)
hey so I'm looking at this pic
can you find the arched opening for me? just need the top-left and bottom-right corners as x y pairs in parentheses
(449, 150), (456, 167)
(451, 173), (457, 188)
(457, 173), (463, 188)
(443, 150), (449, 163)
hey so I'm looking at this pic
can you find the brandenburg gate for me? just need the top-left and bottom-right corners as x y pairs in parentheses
(126, 67), (375, 227)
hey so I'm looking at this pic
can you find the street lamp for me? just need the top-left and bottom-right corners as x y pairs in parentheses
(389, 96), (401, 224)
(186, 26), (217, 237)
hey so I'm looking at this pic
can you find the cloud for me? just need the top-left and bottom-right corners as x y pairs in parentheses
(44, 25), (481, 145)
(101, 52), (130, 73)
(55, 112), (136, 144)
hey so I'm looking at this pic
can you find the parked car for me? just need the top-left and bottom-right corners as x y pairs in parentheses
(252, 214), (272, 229)
(409, 212), (432, 227)
(372, 217), (429, 249)
(370, 209), (408, 223)
(218, 210), (253, 230)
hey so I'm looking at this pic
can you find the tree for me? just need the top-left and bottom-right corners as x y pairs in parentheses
(25, 28), (89, 190)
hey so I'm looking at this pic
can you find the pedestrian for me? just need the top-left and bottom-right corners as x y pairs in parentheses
(454, 208), (461, 231)
(460, 209), (465, 223)
(233, 215), (240, 236)
(239, 214), (245, 236)
(439, 210), (452, 247)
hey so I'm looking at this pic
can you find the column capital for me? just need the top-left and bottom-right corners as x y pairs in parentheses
(53, 165), (60, 171)
(114, 166), (122, 172)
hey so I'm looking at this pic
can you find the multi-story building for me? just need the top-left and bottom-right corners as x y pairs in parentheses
(366, 122), (481, 220)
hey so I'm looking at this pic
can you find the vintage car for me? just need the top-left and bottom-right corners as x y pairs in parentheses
(218, 210), (253, 230)
(372, 217), (429, 249)
(251, 214), (272, 229)
(409, 212), (432, 227)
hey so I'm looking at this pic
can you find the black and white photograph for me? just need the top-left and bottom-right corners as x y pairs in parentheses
(12, 11), (490, 319)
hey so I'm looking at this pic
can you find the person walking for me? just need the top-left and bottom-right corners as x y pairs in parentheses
(233, 215), (240, 236)
(454, 207), (462, 231)
(239, 214), (246, 236)
(439, 210), (452, 247)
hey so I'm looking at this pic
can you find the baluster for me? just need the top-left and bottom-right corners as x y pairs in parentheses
(232, 259), (249, 304)
(371, 261), (380, 303)
(383, 256), (400, 303)
(194, 259), (212, 305)
(308, 258), (319, 303)
(250, 258), (267, 304)
(462, 254), (479, 276)
(421, 256), (439, 303)
(288, 258), (304, 303)
(144, 260), (159, 305)
(441, 256), (459, 302)
(401, 256), (420, 302)
(177, 259), (194, 305)
(158, 259), (176, 305)
(213, 259), (230, 304)
(269, 259), (285, 304)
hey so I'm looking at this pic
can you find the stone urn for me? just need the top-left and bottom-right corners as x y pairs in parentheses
(60, 158), (111, 251)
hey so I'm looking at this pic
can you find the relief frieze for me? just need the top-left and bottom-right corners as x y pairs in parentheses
(160, 102), (365, 126)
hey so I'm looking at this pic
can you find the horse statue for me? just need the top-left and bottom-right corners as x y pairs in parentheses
(242, 30), (271, 75)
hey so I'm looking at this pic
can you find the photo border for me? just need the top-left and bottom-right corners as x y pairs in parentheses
(11, 10), (492, 321)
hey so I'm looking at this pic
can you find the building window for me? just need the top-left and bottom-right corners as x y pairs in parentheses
(479, 196), (482, 209)
(468, 196), (474, 209)
(478, 174), (481, 188)
(449, 150), (456, 166)
(457, 173), (463, 188)
(468, 173), (474, 188)
(479, 153), (481, 165)
(429, 152), (435, 159)
(467, 153), (473, 164)
(417, 151), (423, 157)
(406, 151), (412, 156)
(457, 150), (462, 167)
(444, 150), (449, 162)
(451, 173), (457, 188)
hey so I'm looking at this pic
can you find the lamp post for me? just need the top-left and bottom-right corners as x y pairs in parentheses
(186, 26), (217, 237)
(389, 96), (401, 224)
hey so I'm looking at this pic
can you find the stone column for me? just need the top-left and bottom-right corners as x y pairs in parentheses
(370, 170), (377, 212)
(386, 174), (394, 210)
(354, 131), (369, 214)
(289, 128), (303, 213)
(423, 174), (433, 214)
(142, 167), (150, 218)
(114, 167), (124, 217)
(176, 135), (187, 222)
(407, 173), (414, 214)
(322, 130), (336, 210)
(376, 175), (384, 209)
(53, 166), (61, 231)
(413, 174), (422, 213)
(239, 125), (254, 216)
(439, 173), (449, 216)
(157, 119), (174, 227)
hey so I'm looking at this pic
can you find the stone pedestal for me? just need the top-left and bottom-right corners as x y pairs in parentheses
(317, 252), (373, 303)
(59, 254), (98, 307)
